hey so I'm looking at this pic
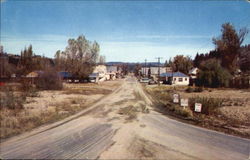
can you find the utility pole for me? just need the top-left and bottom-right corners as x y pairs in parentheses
(156, 57), (163, 86)
(144, 59), (147, 77)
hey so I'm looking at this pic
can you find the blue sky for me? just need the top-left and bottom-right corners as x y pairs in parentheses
(1, 0), (250, 62)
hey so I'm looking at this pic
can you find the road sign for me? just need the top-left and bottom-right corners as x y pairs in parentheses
(195, 103), (202, 112)
(173, 94), (179, 103)
(181, 99), (188, 107)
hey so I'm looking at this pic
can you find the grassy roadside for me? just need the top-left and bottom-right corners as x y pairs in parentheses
(144, 85), (250, 139)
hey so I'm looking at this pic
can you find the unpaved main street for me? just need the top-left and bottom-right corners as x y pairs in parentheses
(1, 77), (250, 159)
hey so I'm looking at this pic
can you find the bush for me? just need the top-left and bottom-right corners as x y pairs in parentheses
(197, 59), (232, 88)
(0, 87), (26, 110)
(186, 87), (194, 93)
(35, 70), (63, 90)
(20, 80), (39, 97)
(194, 87), (203, 92)
(189, 96), (223, 115)
(173, 106), (193, 118)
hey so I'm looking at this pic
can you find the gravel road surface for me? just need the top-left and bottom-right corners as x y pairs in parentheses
(1, 76), (249, 159)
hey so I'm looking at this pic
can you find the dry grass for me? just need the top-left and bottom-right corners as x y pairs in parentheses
(189, 96), (224, 115)
(145, 85), (250, 138)
(145, 86), (195, 118)
(0, 97), (88, 139)
(0, 80), (123, 139)
(63, 87), (112, 95)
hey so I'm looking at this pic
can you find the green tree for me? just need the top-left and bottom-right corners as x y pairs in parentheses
(198, 59), (231, 87)
(18, 45), (34, 75)
(212, 23), (248, 73)
(168, 55), (193, 74)
(239, 44), (250, 72)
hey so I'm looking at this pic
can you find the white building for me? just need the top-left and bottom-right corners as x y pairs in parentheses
(106, 65), (120, 80)
(89, 65), (119, 82)
(141, 67), (167, 76)
(160, 72), (190, 85)
(89, 65), (107, 82)
(188, 67), (199, 79)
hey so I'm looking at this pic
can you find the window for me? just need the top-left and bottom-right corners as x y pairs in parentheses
(185, 78), (187, 81)
(179, 78), (183, 82)
(174, 78), (176, 81)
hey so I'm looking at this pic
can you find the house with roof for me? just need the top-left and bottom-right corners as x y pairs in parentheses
(140, 67), (168, 82)
(188, 67), (199, 86)
(160, 71), (190, 85)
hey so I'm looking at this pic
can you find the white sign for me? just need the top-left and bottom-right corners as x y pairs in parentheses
(181, 99), (188, 107)
(195, 103), (202, 112)
(173, 94), (179, 103)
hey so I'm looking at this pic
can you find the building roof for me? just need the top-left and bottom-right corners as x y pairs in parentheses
(26, 71), (44, 78)
(89, 73), (99, 78)
(58, 71), (72, 78)
(188, 67), (198, 74)
(160, 71), (189, 78)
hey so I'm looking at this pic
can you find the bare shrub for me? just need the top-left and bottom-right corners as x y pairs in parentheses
(36, 70), (63, 90)
(185, 87), (194, 93)
(173, 106), (193, 118)
(0, 87), (26, 110)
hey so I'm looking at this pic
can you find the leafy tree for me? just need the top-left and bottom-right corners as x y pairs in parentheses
(239, 44), (250, 72)
(121, 63), (128, 75)
(197, 59), (231, 87)
(55, 35), (101, 79)
(168, 55), (193, 74)
(212, 23), (248, 73)
(18, 45), (34, 75)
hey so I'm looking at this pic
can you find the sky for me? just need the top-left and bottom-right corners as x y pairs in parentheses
(1, 0), (250, 62)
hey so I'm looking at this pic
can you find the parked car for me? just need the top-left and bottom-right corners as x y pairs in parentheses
(148, 79), (157, 85)
(140, 78), (150, 83)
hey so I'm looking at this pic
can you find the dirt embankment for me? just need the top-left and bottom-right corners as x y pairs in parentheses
(0, 80), (123, 139)
(145, 85), (250, 139)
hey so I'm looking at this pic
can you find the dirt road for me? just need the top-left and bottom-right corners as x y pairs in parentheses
(1, 77), (250, 159)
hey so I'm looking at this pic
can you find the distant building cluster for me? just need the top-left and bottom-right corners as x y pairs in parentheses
(139, 66), (199, 86)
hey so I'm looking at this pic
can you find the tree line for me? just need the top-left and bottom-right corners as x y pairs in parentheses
(0, 35), (105, 80)
(164, 23), (249, 88)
